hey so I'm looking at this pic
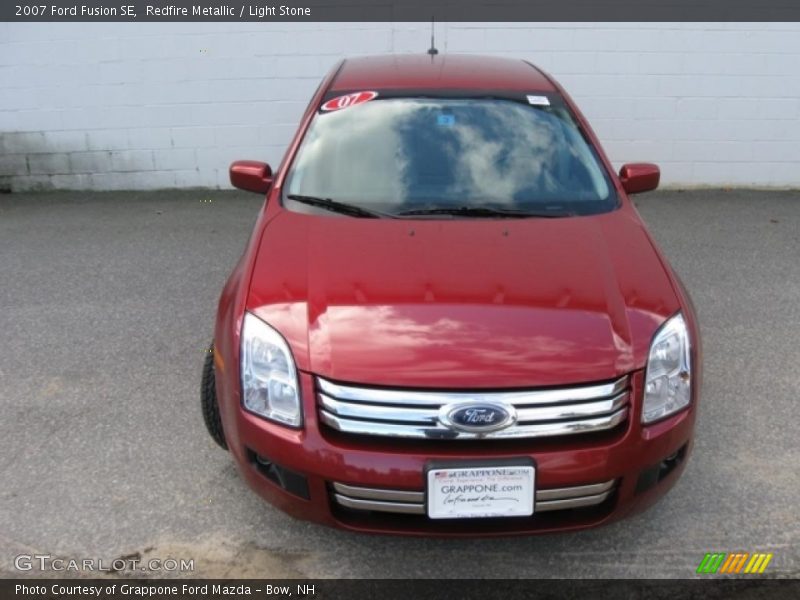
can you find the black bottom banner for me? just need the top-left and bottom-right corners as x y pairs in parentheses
(2, 579), (800, 600)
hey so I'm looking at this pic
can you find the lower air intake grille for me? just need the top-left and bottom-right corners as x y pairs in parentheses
(331, 480), (617, 515)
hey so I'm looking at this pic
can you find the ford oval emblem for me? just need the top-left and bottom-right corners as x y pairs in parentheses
(439, 402), (517, 434)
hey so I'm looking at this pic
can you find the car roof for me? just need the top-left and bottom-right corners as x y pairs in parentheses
(329, 54), (557, 93)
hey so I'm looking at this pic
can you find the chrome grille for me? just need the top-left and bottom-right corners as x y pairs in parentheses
(332, 480), (616, 515)
(317, 376), (629, 440)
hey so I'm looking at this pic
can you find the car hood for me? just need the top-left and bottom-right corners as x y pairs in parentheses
(247, 208), (680, 388)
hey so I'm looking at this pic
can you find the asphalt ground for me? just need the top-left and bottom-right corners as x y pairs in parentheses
(0, 189), (798, 579)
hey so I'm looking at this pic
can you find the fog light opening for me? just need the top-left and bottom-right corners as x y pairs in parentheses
(635, 443), (689, 495)
(657, 444), (687, 482)
(246, 448), (310, 500)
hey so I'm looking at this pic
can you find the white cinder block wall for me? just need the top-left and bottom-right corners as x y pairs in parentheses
(1, 22), (799, 191)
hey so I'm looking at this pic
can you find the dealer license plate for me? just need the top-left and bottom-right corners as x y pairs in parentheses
(426, 465), (535, 519)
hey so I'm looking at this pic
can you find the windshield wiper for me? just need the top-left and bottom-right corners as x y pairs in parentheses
(397, 206), (573, 219)
(286, 195), (395, 219)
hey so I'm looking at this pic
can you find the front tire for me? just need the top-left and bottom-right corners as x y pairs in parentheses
(201, 343), (228, 450)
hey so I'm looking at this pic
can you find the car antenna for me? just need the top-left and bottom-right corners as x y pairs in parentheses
(427, 17), (439, 56)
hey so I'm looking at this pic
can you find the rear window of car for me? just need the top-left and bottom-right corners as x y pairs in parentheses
(284, 95), (617, 217)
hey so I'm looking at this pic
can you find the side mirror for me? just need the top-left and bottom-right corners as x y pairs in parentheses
(230, 160), (273, 194)
(619, 163), (660, 194)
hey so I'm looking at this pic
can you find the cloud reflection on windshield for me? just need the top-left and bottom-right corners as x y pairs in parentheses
(285, 98), (610, 210)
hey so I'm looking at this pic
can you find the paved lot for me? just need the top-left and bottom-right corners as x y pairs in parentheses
(0, 189), (798, 579)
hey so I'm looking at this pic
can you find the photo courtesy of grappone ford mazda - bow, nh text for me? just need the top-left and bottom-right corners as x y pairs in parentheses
(200, 53), (702, 536)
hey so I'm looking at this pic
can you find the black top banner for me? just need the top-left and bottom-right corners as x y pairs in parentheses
(4, 0), (800, 22)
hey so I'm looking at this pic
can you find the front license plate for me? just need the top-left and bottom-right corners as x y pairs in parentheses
(426, 465), (535, 519)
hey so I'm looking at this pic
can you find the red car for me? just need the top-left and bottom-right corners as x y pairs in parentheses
(201, 54), (701, 535)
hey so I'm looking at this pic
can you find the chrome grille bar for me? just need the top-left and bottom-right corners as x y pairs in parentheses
(334, 495), (425, 515)
(535, 492), (612, 512)
(331, 480), (617, 515)
(318, 376), (628, 406)
(320, 409), (628, 440)
(332, 482), (424, 503)
(317, 376), (630, 440)
(320, 394), (439, 424)
(535, 479), (615, 501)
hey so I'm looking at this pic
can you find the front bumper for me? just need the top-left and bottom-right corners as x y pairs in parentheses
(223, 370), (695, 536)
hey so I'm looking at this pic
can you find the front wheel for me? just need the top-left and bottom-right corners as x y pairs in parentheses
(200, 343), (228, 450)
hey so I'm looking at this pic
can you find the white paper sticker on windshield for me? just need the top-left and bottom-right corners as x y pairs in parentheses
(526, 95), (550, 106)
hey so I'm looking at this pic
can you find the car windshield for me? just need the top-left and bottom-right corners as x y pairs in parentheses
(284, 96), (617, 217)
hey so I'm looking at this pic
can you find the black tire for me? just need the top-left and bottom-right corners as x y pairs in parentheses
(201, 343), (228, 450)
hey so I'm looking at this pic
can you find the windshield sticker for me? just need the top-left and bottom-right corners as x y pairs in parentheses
(320, 91), (379, 112)
(437, 114), (455, 126)
(526, 95), (550, 106)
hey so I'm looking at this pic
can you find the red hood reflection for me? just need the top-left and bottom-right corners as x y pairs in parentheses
(247, 208), (679, 388)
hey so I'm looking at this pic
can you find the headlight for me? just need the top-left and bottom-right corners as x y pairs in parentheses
(642, 312), (692, 424)
(241, 312), (302, 427)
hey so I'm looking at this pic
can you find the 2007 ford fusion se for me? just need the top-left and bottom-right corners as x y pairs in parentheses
(201, 54), (701, 535)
